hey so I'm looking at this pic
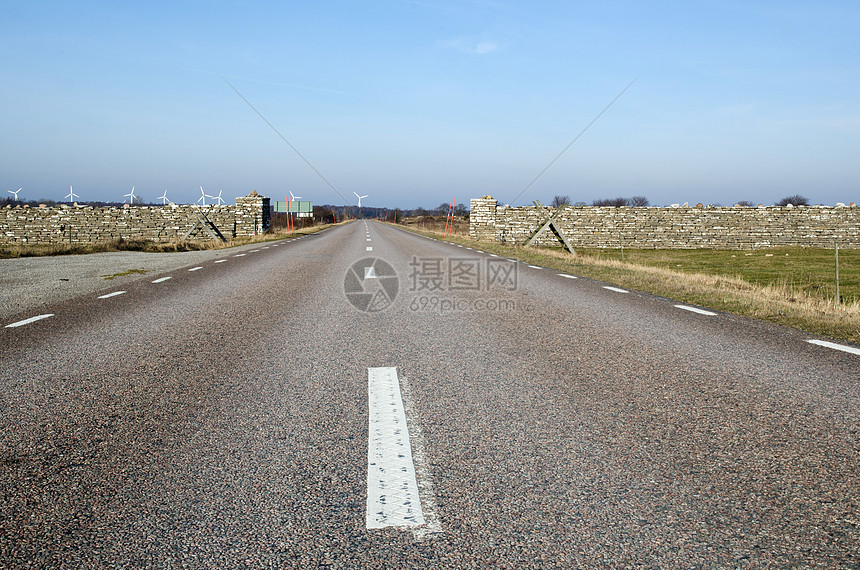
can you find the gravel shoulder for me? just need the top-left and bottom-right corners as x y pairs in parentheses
(0, 243), (272, 320)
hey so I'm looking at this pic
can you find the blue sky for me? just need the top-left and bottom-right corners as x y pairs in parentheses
(2, 1), (858, 208)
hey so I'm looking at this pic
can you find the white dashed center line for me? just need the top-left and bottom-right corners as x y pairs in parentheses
(366, 366), (426, 530)
(234, 253), (246, 257)
(806, 340), (860, 356)
(366, 247), (373, 251)
(675, 305), (717, 316)
(98, 291), (126, 299)
(603, 286), (628, 293)
(5, 314), (54, 328)
(189, 267), (203, 272)
(152, 277), (172, 284)
(214, 259), (227, 263)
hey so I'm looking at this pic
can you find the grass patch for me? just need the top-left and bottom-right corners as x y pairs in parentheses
(101, 268), (148, 280)
(395, 224), (860, 345)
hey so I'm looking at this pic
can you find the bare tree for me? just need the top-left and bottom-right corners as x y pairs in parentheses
(628, 195), (649, 207)
(551, 195), (570, 208)
(775, 194), (809, 206)
(592, 197), (629, 207)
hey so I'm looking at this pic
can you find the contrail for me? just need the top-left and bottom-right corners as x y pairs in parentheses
(222, 76), (350, 205)
(508, 77), (637, 206)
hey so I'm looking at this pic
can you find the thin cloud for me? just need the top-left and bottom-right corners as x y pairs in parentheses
(438, 37), (500, 55)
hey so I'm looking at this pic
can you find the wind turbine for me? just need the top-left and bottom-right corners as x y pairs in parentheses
(197, 186), (207, 206)
(354, 192), (368, 208)
(66, 185), (79, 202)
(8, 188), (21, 201)
(212, 189), (225, 205)
(124, 186), (136, 204)
(157, 189), (170, 204)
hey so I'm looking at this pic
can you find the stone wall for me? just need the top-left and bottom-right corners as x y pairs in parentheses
(1, 194), (270, 245)
(470, 196), (860, 249)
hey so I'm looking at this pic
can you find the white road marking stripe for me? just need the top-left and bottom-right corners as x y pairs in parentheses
(189, 267), (203, 272)
(367, 238), (372, 241)
(366, 367), (426, 530)
(603, 286), (628, 293)
(5, 314), (54, 328)
(152, 277), (172, 283)
(234, 253), (246, 257)
(806, 340), (860, 356)
(675, 305), (717, 316)
(98, 291), (126, 299)
(488, 253), (499, 257)
(214, 259), (227, 263)
(366, 246), (373, 251)
(558, 273), (577, 279)
(529, 265), (543, 269)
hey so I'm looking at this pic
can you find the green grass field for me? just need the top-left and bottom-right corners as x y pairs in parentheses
(576, 247), (859, 304)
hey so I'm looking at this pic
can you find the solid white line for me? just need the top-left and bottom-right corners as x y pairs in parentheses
(558, 273), (577, 279)
(214, 259), (227, 263)
(603, 286), (628, 293)
(806, 340), (860, 356)
(367, 367), (426, 530)
(674, 304), (717, 316)
(5, 314), (54, 328)
(189, 267), (203, 272)
(152, 277), (172, 283)
(98, 291), (126, 299)
(366, 246), (373, 251)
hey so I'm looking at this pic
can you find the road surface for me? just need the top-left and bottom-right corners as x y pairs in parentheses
(2, 221), (858, 567)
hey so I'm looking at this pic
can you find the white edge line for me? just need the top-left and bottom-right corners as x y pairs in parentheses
(558, 273), (577, 279)
(674, 304), (717, 316)
(603, 286), (628, 293)
(98, 291), (126, 299)
(806, 339), (860, 356)
(5, 314), (55, 328)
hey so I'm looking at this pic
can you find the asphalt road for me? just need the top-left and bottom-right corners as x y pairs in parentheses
(1, 221), (858, 567)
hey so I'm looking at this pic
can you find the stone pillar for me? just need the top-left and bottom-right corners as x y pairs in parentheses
(469, 196), (498, 240)
(235, 193), (271, 235)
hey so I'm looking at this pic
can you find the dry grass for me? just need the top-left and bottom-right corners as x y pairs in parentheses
(398, 224), (860, 345)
